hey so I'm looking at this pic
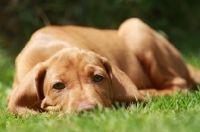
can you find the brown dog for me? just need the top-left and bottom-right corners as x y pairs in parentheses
(7, 18), (200, 114)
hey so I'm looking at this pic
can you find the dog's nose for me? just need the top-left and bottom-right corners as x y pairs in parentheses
(76, 102), (97, 113)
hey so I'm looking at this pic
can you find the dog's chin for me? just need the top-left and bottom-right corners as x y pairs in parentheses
(42, 100), (112, 115)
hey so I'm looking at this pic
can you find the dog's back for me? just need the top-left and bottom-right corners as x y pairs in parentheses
(14, 25), (153, 89)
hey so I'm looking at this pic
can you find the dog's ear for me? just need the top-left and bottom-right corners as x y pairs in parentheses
(101, 57), (146, 104)
(7, 63), (46, 114)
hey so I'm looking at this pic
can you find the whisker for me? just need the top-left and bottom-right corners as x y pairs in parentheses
(28, 100), (42, 108)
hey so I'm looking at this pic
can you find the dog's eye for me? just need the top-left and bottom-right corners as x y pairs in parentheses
(53, 83), (65, 90)
(93, 75), (104, 82)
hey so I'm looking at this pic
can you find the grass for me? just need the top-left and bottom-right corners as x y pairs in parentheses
(0, 47), (200, 132)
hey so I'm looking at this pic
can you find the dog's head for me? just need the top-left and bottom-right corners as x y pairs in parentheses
(8, 48), (145, 114)
(41, 48), (113, 113)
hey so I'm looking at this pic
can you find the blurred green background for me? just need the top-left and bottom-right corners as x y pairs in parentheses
(1, 0), (200, 55)
(0, 0), (200, 61)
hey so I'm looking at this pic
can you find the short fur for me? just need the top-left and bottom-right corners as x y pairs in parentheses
(7, 18), (200, 114)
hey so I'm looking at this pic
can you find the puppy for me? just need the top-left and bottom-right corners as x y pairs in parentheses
(7, 18), (200, 114)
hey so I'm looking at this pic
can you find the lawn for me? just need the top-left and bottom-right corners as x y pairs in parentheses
(0, 47), (200, 132)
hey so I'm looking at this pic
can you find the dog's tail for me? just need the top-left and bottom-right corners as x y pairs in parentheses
(187, 64), (200, 89)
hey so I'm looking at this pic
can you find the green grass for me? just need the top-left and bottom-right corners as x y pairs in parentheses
(0, 48), (200, 132)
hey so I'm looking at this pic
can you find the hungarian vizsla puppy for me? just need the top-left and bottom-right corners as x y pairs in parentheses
(7, 18), (200, 114)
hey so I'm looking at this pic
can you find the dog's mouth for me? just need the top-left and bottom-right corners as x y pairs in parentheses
(41, 95), (111, 114)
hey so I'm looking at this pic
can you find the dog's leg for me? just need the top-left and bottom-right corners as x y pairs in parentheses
(118, 18), (194, 95)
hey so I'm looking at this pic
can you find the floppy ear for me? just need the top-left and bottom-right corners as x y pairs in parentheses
(101, 57), (146, 104)
(7, 63), (46, 114)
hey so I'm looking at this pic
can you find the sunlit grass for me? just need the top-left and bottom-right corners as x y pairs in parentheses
(1, 90), (200, 132)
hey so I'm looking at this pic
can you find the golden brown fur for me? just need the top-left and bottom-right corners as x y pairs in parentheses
(7, 18), (200, 114)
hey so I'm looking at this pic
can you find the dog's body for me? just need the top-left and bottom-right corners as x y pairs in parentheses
(7, 18), (200, 114)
